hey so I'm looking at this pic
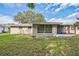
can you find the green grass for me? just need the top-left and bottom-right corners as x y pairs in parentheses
(0, 33), (78, 56)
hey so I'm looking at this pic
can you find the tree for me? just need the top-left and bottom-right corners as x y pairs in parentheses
(14, 12), (25, 23)
(24, 10), (35, 23)
(14, 11), (45, 23)
(34, 13), (45, 22)
(77, 18), (79, 20)
(27, 3), (35, 10)
(74, 22), (79, 26)
(74, 18), (79, 26)
(14, 3), (45, 23)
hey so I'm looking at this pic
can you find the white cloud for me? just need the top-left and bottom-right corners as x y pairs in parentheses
(69, 3), (79, 7)
(48, 18), (63, 22)
(66, 12), (79, 19)
(40, 3), (60, 13)
(52, 3), (60, 6)
(75, 8), (79, 11)
(44, 3), (53, 10)
(54, 3), (70, 12)
(48, 18), (77, 24)
(3, 3), (23, 8)
(0, 14), (16, 24)
(39, 3), (53, 13)
(54, 3), (79, 12)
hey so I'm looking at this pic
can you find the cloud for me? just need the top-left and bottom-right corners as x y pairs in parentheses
(69, 3), (79, 7)
(39, 3), (60, 14)
(44, 3), (53, 10)
(66, 12), (79, 19)
(2, 3), (24, 8)
(45, 3), (60, 11)
(39, 3), (53, 13)
(0, 14), (16, 24)
(52, 3), (60, 6)
(48, 18), (77, 24)
(75, 8), (79, 11)
(54, 3), (70, 12)
(54, 3), (79, 12)
(48, 18), (63, 22)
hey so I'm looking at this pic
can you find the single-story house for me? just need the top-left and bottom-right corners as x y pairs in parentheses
(9, 22), (79, 37)
(0, 24), (9, 33)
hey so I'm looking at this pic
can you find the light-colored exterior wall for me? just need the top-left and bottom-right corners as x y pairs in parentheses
(10, 27), (33, 35)
(75, 27), (79, 34)
(10, 27), (20, 34)
(60, 26), (75, 34)
(69, 26), (75, 34)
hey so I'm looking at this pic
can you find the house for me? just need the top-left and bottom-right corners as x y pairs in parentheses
(9, 22), (79, 37)
(0, 24), (9, 33)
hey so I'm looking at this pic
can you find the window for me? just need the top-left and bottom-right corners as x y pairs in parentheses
(37, 25), (52, 33)
(45, 25), (52, 33)
(37, 25), (44, 33)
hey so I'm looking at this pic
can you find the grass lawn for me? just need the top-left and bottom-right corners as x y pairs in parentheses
(0, 33), (79, 56)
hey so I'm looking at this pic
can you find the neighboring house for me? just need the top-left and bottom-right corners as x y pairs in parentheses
(9, 22), (79, 37)
(0, 24), (9, 33)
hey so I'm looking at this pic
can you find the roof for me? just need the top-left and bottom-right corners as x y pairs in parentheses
(0, 24), (9, 27)
(9, 23), (32, 27)
(0, 22), (73, 27)
(32, 22), (62, 25)
(9, 22), (62, 27)
(60, 23), (74, 25)
(7, 22), (75, 27)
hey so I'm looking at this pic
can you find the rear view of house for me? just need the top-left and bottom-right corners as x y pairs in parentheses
(9, 22), (79, 37)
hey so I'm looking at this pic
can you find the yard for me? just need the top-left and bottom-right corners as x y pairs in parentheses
(0, 34), (78, 56)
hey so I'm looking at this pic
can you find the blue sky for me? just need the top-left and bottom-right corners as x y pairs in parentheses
(0, 3), (79, 24)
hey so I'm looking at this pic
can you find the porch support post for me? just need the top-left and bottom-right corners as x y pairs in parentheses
(74, 26), (76, 34)
(68, 26), (70, 34)
(52, 25), (57, 36)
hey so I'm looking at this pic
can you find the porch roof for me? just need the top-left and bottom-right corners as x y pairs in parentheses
(60, 23), (74, 26)
(9, 22), (62, 27)
(8, 22), (75, 27)
(32, 22), (62, 25)
(9, 23), (32, 27)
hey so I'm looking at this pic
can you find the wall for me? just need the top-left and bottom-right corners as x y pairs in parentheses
(62, 25), (75, 34)
(69, 26), (75, 34)
(10, 27), (32, 35)
(10, 27), (20, 34)
(76, 27), (79, 34)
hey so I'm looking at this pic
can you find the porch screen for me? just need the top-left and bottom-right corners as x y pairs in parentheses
(37, 25), (52, 33)
(37, 25), (44, 33)
(45, 25), (52, 33)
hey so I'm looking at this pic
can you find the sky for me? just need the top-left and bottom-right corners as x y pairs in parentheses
(0, 3), (79, 24)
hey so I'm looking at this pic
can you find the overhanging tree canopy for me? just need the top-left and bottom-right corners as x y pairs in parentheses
(27, 3), (35, 10)
(14, 3), (45, 23)
(14, 11), (45, 23)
